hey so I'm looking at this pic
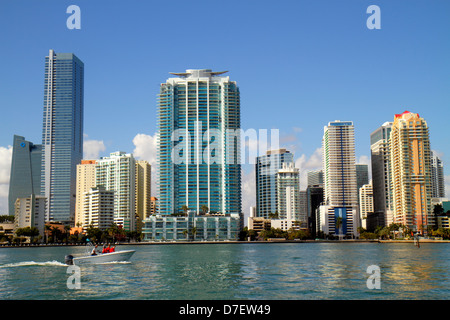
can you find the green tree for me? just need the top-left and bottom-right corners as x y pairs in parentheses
(200, 205), (209, 215)
(191, 227), (197, 241)
(15, 226), (40, 243)
(181, 205), (189, 216)
(434, 204), (444, 215)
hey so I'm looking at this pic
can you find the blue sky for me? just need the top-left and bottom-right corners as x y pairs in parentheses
(0, 0), (449, 213)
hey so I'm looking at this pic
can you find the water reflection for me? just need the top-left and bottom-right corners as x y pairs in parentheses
(0, 243), (449, 299)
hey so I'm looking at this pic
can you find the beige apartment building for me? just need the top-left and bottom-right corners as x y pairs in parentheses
(390, 111), (434, 233)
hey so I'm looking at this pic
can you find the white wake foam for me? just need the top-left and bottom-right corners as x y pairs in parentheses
(0, 260), (67, 268)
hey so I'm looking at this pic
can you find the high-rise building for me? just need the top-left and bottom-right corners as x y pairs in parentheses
(356, 164), (369, 192)
(96, 152), (136, 231)
(14, 194), (46, 241)
(370, 122), (393, 227)
(390, 111), (434, 233)
(75, 160), (97, 228)
(256, 149), (294, 218)
(157, 69), (241, 217)
(150, 197), (158, 216)
(431, 151), (445, 198)
(83, 186), (115, 231)
(307, 186), (323, 237)
(41, 49), (84, 224)
(275, 162), (301, 222)
(319, 120), (359, 237)
(8, 135), (42, 216)
(359, 182), (374, 229)
(306, 170), (324, 236)
(307, 170), (324, 187)
(135, 160), (151, 231)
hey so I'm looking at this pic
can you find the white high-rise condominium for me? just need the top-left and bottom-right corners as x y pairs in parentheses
(359, 182), (374, 229)
(319, 120), (360, 238)
(83, 186), (114, 231)
(96, 151), (136, 231)
(276, 162), (301, 222)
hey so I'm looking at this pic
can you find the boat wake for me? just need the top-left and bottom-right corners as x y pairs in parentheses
(0, 260), (67, 268)
(96, 261), (131, 265)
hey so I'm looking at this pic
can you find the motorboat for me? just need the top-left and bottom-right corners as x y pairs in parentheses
(65, 249), (135, 265)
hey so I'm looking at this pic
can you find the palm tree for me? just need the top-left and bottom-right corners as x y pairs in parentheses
(181, 205), (189, 216)
(182, 229), (188, 241)
(64, 225), (71, 244)
(191, 227), (197, 241)
(200, 205), (209, 215)
(44, 225), (51, 243)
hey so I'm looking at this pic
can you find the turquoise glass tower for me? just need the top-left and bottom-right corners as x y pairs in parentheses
(157, 69), (241, 217)
(41, 50), (84, 224)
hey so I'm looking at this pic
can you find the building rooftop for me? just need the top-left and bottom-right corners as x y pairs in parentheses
(169, 69), (228, 78)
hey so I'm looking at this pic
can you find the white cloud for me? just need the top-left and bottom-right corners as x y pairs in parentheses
(133, 133), (157, 167)
(295, 147), (323, 190)
(83, 137), (106, 160)
(133, 133), (158, 196)
(0, 145), (13, 215)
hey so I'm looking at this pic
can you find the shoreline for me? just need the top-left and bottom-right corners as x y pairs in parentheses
(1, 239), (449, 248)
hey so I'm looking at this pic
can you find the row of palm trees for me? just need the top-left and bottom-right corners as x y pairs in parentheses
(10, 223), (141, 244)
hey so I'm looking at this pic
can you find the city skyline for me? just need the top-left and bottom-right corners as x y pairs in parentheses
(1, 1), (449, 218)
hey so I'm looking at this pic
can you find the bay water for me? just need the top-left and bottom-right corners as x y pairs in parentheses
(0, 242), (449, 300)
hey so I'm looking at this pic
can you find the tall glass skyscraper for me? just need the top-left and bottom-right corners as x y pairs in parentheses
(157, 69), (241, 216)
(41, 50), (84, 224)
(8, 135), (42, 215)
(256, 149), (294, 218)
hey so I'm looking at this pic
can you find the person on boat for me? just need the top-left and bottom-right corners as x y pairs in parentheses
(102, 244), (108, 254)
(91, 245), (99, 256)
(110, 246), (116, 253)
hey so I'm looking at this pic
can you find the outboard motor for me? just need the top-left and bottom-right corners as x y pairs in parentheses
(65, 255), (74, 265)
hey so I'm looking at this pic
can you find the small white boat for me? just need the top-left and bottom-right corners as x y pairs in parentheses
(65, 250), (135, 265)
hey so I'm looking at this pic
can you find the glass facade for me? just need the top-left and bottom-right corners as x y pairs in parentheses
(255, 149), (294, 219)
(142, 213), (241, 241)
(157, 69), (241, 216)
(41, 50), (84, 224)
(8, 135), (42, 215)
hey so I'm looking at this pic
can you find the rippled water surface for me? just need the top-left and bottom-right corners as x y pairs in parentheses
(0, 243), (449, 300)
